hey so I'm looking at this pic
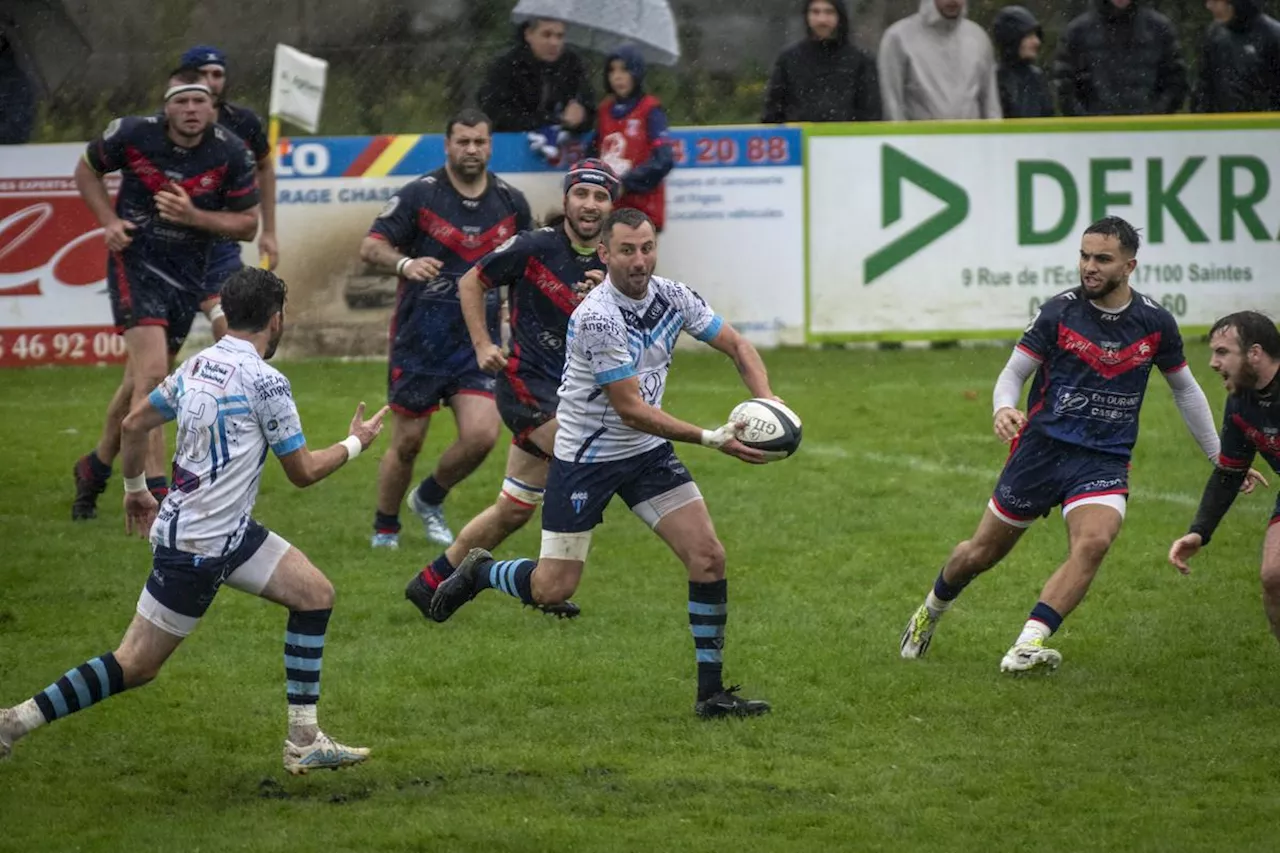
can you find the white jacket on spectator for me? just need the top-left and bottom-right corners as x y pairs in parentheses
(878, 0), (1003, 120)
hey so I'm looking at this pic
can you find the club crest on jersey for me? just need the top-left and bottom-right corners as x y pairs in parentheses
(378, 196), (399, 219)
(571, 490), (588, 513)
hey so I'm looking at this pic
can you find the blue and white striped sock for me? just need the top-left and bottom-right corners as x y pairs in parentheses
(285, 609), (330, 717)
(689, 580), (727, 701)
(486, 559), (536, 605)
(32, 652), (127, 724)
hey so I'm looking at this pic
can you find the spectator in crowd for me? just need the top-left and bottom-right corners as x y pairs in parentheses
(478, 18), (595, 135)
(761, 0), (882, 123)
(992, 6), (1054, 117)
(878, 0), (1002, 120)
(591, 45), (676, 231)
(0, 33), (36, 144)
(1193, 0), (1280, 112)
(1052, 0), (1188, 115)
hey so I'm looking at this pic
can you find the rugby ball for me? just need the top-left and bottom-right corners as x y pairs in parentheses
(729, 398), (802, 461)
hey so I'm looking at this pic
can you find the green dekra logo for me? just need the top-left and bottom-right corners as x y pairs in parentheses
(864, 145), (970, 284)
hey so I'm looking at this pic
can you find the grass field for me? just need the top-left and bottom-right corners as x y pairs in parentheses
(1, 344), (1278, 852)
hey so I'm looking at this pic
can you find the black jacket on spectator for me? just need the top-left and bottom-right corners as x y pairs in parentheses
(1193, 0), (1280, 112)
(992, 6), (1054, 117)
(0, 36), (36, 144)
(762, 0), (882, 123)
(1052, 0), (1188, 115)
(477, 30), (596, 133)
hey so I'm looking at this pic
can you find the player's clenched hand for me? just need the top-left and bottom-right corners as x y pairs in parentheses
(349, 402), (390, 449)
(1242, 467), (1269, 495)
(474, 342), (507, 374)
(993, 406), (1027, 442)
(574, 269), (605, 294)
(124, 491), (158, 539)
(104, 218), (136, 252)
(155, 182), (197, 226)
(1168, 532), (1203, 575)
(401, 257), (443, 281)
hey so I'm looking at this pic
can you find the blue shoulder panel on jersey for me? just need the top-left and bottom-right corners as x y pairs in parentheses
(595, 365), (636, 385)
(148, 388), (176, 421)
(694, 315), (723, 343)
(271, 434), (306, 457)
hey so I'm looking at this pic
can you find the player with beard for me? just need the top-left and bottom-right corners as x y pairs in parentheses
(899, 216), (1260, 673)
(1, 268), (387, 774)
(71, 68), (259, 521)
(1168, 311), (1280, 645)
(360, 109), (533, 550)
(404, 159), (620, 620)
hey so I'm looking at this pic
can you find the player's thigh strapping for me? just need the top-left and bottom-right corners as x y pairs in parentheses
(988, 431), (1129, 529)
(136, 520), (292, 637)
(539, 442), (703, 561)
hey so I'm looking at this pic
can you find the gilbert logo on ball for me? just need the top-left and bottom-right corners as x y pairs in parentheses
(729, 399), (803, 461)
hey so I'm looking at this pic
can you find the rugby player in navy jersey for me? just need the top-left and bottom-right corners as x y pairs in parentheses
(404, 159), (620, 621)
(900, 217), (1262, 673)
(181, 45), (279, 275)
(359, 109), (533, 550)
(70, 68), (260, 521)
(1169, 311), (1280, 645)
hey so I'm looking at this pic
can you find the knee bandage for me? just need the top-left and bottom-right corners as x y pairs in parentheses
(540, 530), (592, 562)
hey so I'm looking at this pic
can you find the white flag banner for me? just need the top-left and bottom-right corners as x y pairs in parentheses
(268, 44), (327, 133)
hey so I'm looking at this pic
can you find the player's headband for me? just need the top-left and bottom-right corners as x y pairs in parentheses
(564, 163), (621, 201)
(164, 83), (213, 102)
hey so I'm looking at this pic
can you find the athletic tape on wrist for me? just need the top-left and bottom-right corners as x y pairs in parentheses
(123, 473), (148, 494)
(396, 257), (411, 276)
(341, 435), (363, 461)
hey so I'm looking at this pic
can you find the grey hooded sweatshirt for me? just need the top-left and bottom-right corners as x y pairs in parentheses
(877, 0), (1003, 120)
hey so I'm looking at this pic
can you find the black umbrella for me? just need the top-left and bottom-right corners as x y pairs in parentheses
(0, 0), (89, 97)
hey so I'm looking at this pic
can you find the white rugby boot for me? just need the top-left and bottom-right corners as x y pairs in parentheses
(999, 638), (1063, 673)
(900, 603), (941, 659)
(408, 490), (454, 546)
(283, 730), (370, 775)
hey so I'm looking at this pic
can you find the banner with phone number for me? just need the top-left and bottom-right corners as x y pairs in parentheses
(0, 127), (804, 366)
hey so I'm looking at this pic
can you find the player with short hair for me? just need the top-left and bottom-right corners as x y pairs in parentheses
(70, 68), (260, 521)
(359, 109), (533, 550)
(404, 159), (621, 620)
(180, 44), (279, 275)
(1168, 311), (1280, 641)
(2, 268), (386, 774)
(426, 207), (777, 719)
(899, 216), (1250, 672)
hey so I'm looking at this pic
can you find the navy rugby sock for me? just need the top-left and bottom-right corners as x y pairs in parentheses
(146, 476), (168, 500)
(32, 652), (128, 723)
(81, 450), (112, 482)
(689, 580), (728, 701)
(374, 511), (401, 534)
(415, 475), (450, 506)
(419, 554), (455, 590)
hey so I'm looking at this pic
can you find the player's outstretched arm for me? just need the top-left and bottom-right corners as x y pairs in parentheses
(603, 378), (766, 464)
(120, 397), (175, 538)
(1170, 464), (1251, 573)
(703, 323), (774, 400)
(276, 403), (389, 488)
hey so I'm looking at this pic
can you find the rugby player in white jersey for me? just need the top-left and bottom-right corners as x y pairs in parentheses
(0, 268), (388, 774)
(426, 207), (777, 718)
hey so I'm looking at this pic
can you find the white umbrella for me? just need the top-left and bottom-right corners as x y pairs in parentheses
(511, 0), (680, 67)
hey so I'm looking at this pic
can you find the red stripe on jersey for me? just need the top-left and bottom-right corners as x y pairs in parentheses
(503, 302), (539, 407)
(1161, 360), (1188, 375)
(524, 256), (581, 316)
(343, 136), (395, 177)
(177, 164), (230, 198)
(1218, 453), (1250, 469)
(1015, 343), (1043, 362)
(1057, 324), (1162, 379)
(124, 146), (170, 193)
(1231, 412), (1280, 457)
(416, 210), (517, 264)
